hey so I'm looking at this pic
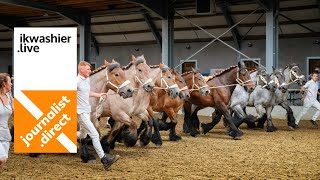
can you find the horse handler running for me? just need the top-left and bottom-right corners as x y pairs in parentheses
(295, 72), (320, 128)
(77, 61), (119, 170)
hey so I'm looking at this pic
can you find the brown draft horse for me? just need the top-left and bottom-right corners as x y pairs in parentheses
(135, 69), (187, 146)
(151, 69), (211, 145)
(183, 61), (256, 139)
(115, 68), (210, 147)
(100, 60), (179, 152)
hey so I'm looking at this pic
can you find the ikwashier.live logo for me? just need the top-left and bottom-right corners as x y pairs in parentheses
(14, 28), (77, 153)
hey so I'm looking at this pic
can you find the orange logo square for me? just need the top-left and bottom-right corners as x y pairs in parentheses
(14, 90), (77, 153)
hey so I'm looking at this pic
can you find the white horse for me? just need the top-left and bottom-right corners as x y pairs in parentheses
(229, 68), (277, 131)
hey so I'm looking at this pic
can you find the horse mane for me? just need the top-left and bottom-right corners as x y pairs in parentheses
(181, 69), (201, 76)
(249, 69), (257, 73)
(206, 65), (238, 82)
(122, 61), (133, 70)
(90, 62), (121, 76)
(149, 64), (169, 72)
(149, 65), (160, 68)
(284, 63), (297, 70)
(122, 56), (145, 70)
(90, 65), (106, 76)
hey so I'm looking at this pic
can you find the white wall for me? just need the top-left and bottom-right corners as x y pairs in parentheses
(90, 37), (320, 75)
(1, 37), (320, 75)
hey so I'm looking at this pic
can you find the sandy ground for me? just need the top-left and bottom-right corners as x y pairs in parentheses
(1, 116), (320, 179)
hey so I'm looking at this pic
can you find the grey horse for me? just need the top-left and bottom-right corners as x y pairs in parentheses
(256, 63), (306, 129)
(229, 68), (277, 128)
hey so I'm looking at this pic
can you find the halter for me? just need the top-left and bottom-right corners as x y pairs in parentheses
(133, 64), (153, 87)
(179, 85), (189, 92)
(236, 67), (254, 87)
(257, 73), (274, 89)
(272, 74), (287, 89)
(105, 70), (130, 94)
(288, 66), (305, 85)
(154, 70), (179, 91)
(189, 73), (209, 93)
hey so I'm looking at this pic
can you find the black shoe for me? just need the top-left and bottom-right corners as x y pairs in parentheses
(310, 120), (318, 128)
(293, 124), (299, 129)
(101, 154), (120, 170)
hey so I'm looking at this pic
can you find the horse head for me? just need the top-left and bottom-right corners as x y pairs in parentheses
(272, 67), (288, 93)
(237, 61), (256, 93)
(131, 54), (155, 92)
(182, 68), (210, 96)
(104, 59), (134, 98)
(257, 68), (276, 92)
(286, 63), (306, 86)
(171, 69), (190, 100)
(153, 63), (179, 99)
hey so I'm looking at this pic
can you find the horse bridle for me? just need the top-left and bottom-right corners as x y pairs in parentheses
(178, 85), (189, 92)
(105, 69), (130, 94)
(289, 66), (305, 84)
(236, 67), (254, 87)
(189, 72), (208, 93)
(272, 72), (287, 89)
(133, 64), (153, 87)
(257, 71), (274, 88)
(154, 70), (179, 91)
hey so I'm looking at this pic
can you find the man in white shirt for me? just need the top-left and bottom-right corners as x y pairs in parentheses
(295, 72), (320, 128)
(77, 61), (119, 170)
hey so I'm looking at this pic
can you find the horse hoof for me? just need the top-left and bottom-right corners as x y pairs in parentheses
(288, 126), (295, 131)
(139, 139), (150, 147)
(228, 130), (244, 139)
(257, 124), (264, 129)
(267, 126), (277, 132)
(151, 134), (163, 146)
(183, 130), (190, 134)
(201, 124), (210, 134)
(190, 131), (197, 137)
(169, 135), (182, 141)
(155, 144), (162, 148)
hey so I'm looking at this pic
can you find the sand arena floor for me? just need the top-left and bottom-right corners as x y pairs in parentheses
(1, 116), (320, 179)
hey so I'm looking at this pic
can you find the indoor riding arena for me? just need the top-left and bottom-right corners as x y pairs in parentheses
(0, 0), (320, 179)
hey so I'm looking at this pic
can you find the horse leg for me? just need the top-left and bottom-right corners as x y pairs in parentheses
(241, 107), (257, 129)
(100, 121), (123, 153)
(190, 107), (201, 133)
(280, 102), (296, 129)
(255, 105), (267, 129)
(183, 102), (198, 136)
(232, 105), (247, 128)
(137, 120), (146, 136)
(188, 109), (200, 137)
(158, 112), (174, 131)
(165, 109), (181, 141)
(266, 106), (277, 132)
(219, 105), (244, 139)
(201, 111), (222, 135)
(137, 112), (153, 147)
(183, 102), (192, 133)
(151, 117), (163, 146)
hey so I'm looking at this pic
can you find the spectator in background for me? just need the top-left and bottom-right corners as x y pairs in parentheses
(0, 73), (13, 168)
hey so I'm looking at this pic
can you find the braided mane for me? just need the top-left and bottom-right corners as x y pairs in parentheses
(249, 69), (257, 73)
(122, 57), (145, 70)
(90, 65), (106, 76)
(181, 70), (201, 76)
(206, 65), (238, 82)
(149, 65), (160, 68)
(122, 61), (133, 70)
